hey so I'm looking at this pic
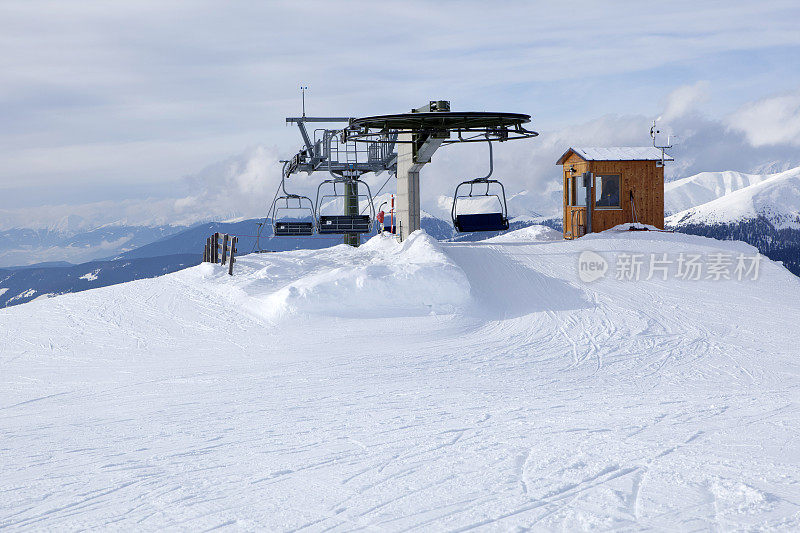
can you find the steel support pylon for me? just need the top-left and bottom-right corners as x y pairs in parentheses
(344, 180), (360, 247)
(396, 133), (420, 241)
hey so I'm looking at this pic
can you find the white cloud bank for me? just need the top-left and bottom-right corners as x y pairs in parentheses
(662, 81), (711, 121)
(2, 1), (800, 198)
(3, 84), (800, 230)
(727, 90), (800, 147)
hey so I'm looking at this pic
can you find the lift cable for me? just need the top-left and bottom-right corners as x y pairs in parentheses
(251, 162), (289, 253)
(360, 172), (394, 215)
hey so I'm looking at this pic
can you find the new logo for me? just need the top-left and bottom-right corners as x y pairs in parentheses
(578, 250), (608, 282)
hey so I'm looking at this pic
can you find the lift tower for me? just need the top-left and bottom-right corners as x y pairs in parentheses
(395, 101), (450, 239)
(279, 101), (537, 246)
(283, 117), (397, 246)
(347, 102), (537, 241)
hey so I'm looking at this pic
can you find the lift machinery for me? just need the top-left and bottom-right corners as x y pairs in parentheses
(276, 101), (538, 246)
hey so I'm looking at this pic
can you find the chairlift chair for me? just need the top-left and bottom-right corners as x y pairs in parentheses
(451, 179), (510, 232)
(450, 139), (510, 232)
(272, 195), (316, 236)
(270, 171), (316, 236)
(315, 177), (376, 234)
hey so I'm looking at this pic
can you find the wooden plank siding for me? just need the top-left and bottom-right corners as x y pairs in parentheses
(562, 153), (589, 239)
(560, 156), (665, 239)
(588, 160), (664, 232)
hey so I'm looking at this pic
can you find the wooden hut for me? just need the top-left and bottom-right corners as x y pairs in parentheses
(556, 147), (673, 239)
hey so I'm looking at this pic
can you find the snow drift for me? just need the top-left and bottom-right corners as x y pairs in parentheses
(484, 223), (562, 243)
(190, 231), (471, 319)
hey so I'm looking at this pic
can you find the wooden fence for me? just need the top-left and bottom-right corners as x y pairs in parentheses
(203, 232), (238, 275)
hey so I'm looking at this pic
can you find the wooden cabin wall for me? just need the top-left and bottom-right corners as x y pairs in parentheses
(587, 161), (664, 231)
(562, 153), (590, 239)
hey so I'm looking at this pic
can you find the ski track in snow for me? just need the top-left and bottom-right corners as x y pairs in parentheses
(2, 230), (800, 531)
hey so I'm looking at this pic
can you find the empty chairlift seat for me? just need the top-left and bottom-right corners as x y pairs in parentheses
(454, 212), (509, 232)
(317, 215), (372, 234)
(315, 177), (377, 235)
(274, 221), (315, 236)
(270, 176), (317, 237)
(451, 177), (511, 233)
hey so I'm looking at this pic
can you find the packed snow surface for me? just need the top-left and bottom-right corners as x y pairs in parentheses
(2, 229), (800, 530)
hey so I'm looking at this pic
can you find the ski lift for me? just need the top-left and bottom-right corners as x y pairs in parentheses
(270, 168), (316, 236)
(315, 176), (376, 234)
(451, 140), (510, 232)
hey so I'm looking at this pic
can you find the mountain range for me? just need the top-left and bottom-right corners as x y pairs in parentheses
(0, 224), (189, 268)
(0, 215), (462, 308)
(666, 166), (800, 276)
(3, 164), (800, 307)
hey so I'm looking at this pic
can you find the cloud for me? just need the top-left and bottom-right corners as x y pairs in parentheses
(727, 89), (800, 146)
(2, 1), (800, 203)
(417, 83), (800, 218)
(0, 144), (297, 230)
(4, 83), (800, 231)
(180, 145), (286, 216)
(662, 81), (711, 121)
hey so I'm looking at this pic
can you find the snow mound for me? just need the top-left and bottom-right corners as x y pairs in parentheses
(485, 224), (562, 243)
(710, 480), (772, 517)
(212, 231), (472, 319)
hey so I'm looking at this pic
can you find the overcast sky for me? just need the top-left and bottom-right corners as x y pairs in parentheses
(2, 1), (800, 225)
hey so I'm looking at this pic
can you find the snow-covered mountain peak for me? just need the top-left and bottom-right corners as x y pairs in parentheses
(667, 166), (800, 229)
(665, 169), (784, 215)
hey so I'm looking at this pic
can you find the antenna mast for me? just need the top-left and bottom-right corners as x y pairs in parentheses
(650, 119), (673, 167)
(300, 86), (308, 118)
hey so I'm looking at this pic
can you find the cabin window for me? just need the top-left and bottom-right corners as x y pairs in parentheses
(595, 174), (620, 208)
(569, 175), (587, 207)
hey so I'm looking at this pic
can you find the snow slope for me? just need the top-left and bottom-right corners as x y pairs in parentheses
(0, 254), (199, 308)
(2, 229), (800, 530)
(667, 167), (800, 229)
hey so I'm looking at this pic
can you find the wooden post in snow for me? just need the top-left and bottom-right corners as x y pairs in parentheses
(221, 234), (229, 264)
(228, 236), (237, 276)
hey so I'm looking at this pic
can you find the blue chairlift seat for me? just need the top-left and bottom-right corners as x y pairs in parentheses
(454, 212), (509, 233)
(317, 215), (372, 234)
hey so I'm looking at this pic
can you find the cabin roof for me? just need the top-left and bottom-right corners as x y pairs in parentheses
(556, 146), (674, 165)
